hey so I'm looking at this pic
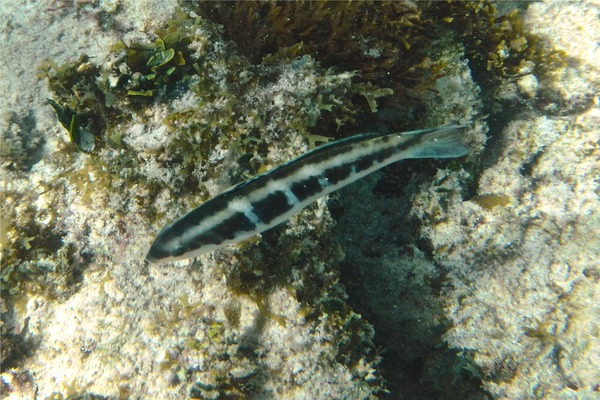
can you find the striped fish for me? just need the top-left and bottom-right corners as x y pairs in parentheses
(146, 125), (468, 263)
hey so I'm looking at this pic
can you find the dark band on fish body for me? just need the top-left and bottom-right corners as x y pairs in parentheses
(354, 155), (376, 173)
(323, 164), (352, 185)
(209, 212), (256, 242)
(251, 191), (294, 224)
(290, 176), (324, 201)
(177, 192), (234, 228)
(146, 237), (172, 261)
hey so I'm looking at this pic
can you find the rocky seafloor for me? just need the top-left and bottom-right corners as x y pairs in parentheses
(1, 1), (598, 399)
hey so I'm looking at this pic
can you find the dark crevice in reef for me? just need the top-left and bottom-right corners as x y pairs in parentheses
(332, 173), (489, 399)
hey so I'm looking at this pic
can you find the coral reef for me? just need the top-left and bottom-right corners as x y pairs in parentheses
(1, 0), (598, 399)
(412, 2), (600, 399)
(331, 1), (599, 398)
(332, 40), (488, 399)
(429, 112), (600, 399)
(2, 1), (382, 398)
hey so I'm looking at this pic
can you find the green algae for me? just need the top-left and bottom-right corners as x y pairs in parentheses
(469, 193), (512, 209)
(195, 1), (429, 95)
(38, 56), (108, 153)
(46, 99), (95, 153)
(194, 1), (565, 109)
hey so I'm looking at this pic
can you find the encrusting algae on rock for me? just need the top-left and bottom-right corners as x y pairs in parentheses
(2, 3), (392, 398)
(1, 0), (598, 399)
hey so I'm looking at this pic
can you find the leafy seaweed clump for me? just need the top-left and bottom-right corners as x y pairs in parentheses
(432, 2), (566, 80)
(37, 11), (207, 153)
(109, 11), (203, 100)
(197, 1), (570, 116)
(194, 1), (432, 100)
(38, 56), (107, 153)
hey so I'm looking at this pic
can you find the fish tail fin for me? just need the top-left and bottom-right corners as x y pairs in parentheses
(403, 125), (469, 159)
